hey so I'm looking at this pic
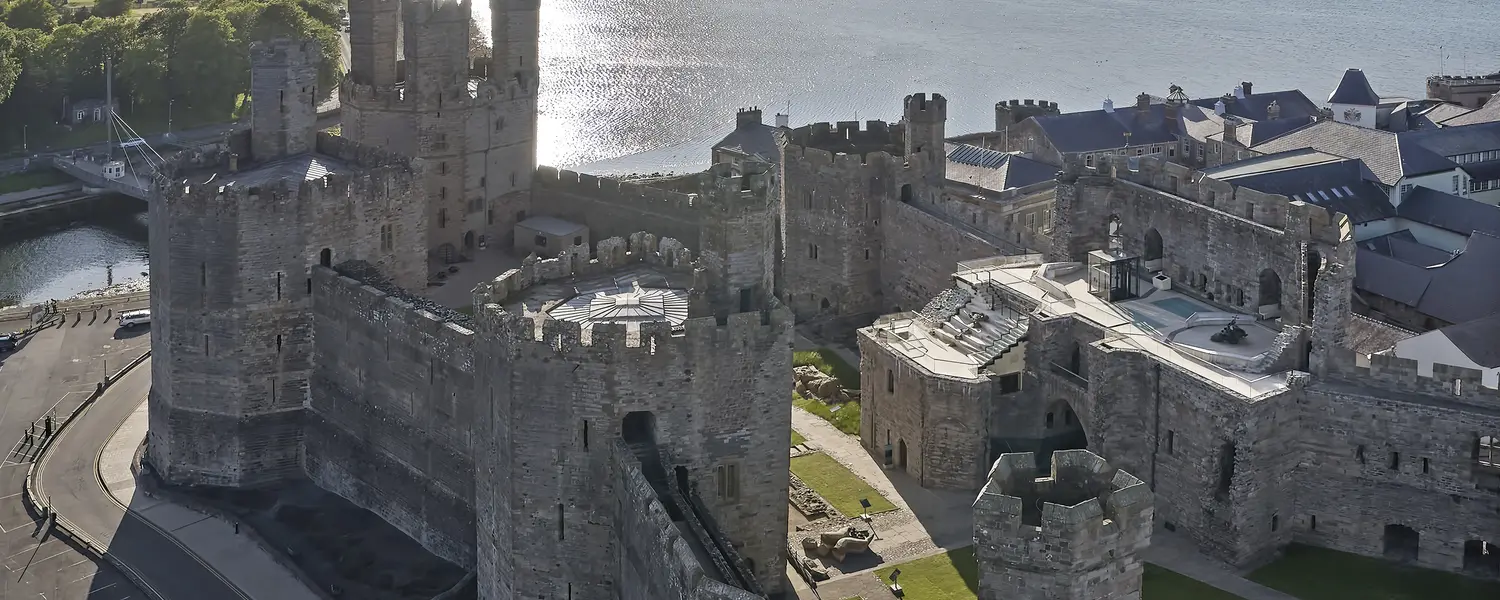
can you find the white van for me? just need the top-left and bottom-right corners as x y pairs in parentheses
(118, 309), (151, 328)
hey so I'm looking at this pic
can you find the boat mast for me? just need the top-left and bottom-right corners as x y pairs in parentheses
(104, 58), (114, 159)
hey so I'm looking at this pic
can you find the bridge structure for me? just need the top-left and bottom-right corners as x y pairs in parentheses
(51, 152), (154, 201)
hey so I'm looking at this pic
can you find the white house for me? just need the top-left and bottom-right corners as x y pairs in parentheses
(1386, 313), (1500, 389)
(1329, 69), (1380, 130)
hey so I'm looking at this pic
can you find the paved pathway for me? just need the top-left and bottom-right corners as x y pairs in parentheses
(1144, 530), (1299, 600)
(99, 388), (323, 600)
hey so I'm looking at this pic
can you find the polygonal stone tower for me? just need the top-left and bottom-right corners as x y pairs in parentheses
(776, 93), (946, 324)
(471, 233), (792, 598)
(147, 38), (426, 488)
(973, 450), (1154, 600)
(342, 0), (537, 262)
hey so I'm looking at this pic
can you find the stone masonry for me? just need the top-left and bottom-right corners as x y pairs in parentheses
(147, 38), (425, 488)
(343, 0), (536, 261)
(974, 450), (1153, 600)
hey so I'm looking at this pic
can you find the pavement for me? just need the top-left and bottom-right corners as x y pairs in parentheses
(0, 300), (150, 599)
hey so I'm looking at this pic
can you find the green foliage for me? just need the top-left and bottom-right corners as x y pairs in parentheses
(0, 0), (345, 152)
(0, 169), (71, 193)
(91, 0), (129, 18)
(1250, 544), (1500, 600)
(788, 452), (895, 517)
(2, 0), (59, 32)
(793, 392), (860, 435)
(790, 429), (806, 447)
(793, 348), (861, 388)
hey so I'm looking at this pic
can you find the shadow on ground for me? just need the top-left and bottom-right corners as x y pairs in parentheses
(147, 476), (473, 600)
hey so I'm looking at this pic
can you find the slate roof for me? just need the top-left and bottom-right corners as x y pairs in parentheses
(1359, 230), (1457, 266)
(1440, 97), (1500, 127)
(1403, 121), (1500, 160)
(1189, 90), (1321, 122)
(1031, 104), (1181, 153)
(1203, 148), (1393, 223)
(712, 123), (779, 162)
(945, 143), (1057, 191)
(1329, 68), (1381, 106)
(1396, 187), (1500, 237)
(220, 153), (344, 188)
(1345, 314), (1416, 355)
(1251, 120), (1455, 186)
(1438, 312), (1500, 368)
(1465, 160), (1500, 182)
(1355, 230), (1500, 324)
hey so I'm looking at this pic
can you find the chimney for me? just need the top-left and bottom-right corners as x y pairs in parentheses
(1267, 100), (1281, 120)
(1136, 92), (1151, 112)
(1223, 117), (1241, 147)
(735, 107), (763, 130)
(1233, 84), (1246, 99)
(1241, 81), (1254, 96)
(1103, 98), (1115, 113)
(1214, 99), (1226, 116)
(775, 112), (789, 127)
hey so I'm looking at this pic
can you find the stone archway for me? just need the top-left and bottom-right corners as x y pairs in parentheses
(1144, 228), (1164, 271)
(1383, 524), (1420, 563)
(1258, 268), (1282, 315)
(898, 439), (908, 469)
(319, 247), (332, 267)
(464, 230), (476, 250)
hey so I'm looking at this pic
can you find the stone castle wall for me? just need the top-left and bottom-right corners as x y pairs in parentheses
(305, 265), (478, 567)
(532, 166), (703, 248)
(472, 233), (790, 599)
(615, 442), (761, 600)
(1293, 348), (1500, 574)
(879, 195), (1004, 314)
(148, 132), (424, 488)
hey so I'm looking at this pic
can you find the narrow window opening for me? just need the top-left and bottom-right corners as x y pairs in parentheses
(1167, 430), (1175, 454)
(204, 334), (209, 355)
(1311, 515), (1317, 530)
(1216, 440), (1236, 498)
(276, 272), (283, 300)
(306, 278), (312, 294)
(1045, 412), (1055, 428)
(201, 262), (207, 287)
(557, 504), (564, 540)
(886, 369), (894, 393)
(1271, 514), (1279, 531)
(1389, 451), (1401, 470)
(279, 90), (285, 112)
(1357, 444), (1366, 463)
(582, 420), (589, 449)
(276, 335), (283, 352)
(1422, 457), (1429, 474)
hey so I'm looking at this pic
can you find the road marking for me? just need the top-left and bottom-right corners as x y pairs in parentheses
(0, 491), (22, 500)
(35, 548), (68, 563)
(5, 539), (53, 560)
(63, 558), (88, 569)
(89, 582), (117, 594)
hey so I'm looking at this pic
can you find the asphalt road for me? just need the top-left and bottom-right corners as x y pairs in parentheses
(36, 356), (249, 600)
(0, 303), (150, 599)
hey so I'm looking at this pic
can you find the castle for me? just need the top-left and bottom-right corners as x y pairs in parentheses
(144, 3), (1500, 598)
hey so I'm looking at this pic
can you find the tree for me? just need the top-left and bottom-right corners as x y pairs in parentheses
(3, 0), (60, 32)
(92, 0), (131, 19)
(170, 11), (242, 110)
(0, 25), (20, 105)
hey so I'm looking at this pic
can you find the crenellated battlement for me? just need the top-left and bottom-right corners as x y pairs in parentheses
(318, 266), (475, 344)
(163, 156), (418, 216)
(1066, 153), (1354, 243)
(534, 165), (701, 213)
(780, 120), (904, 153)
(904, 93), (948, 121)
(486, 305), (789, 357)
(1327, 345), (1498, 399)
(692, 162), (775, 211)
(340, 76), (504, 109)
(472, 231), (703, 307)
(996, 98), (1060, 111)
(976, 450), (1151, 534)
(402, 0), (471, 24)
(249, 38), (319, 67)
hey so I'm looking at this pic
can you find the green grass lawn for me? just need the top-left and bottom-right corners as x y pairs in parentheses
(1144, 564), (1245, 600)
(793, 392), (860, 435)
(794, 348), (860, 388)
(871, 548), (1246, 600)
(788, 452), (894, 517)
(791, 429), (806, 447)
(1249, 544), (1500, 600)
(876, 547), (978, 599)
(0, 170), (74, 194)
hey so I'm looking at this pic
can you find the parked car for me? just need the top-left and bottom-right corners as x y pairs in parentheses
(0, 333), (15, 353)
(118, 309), (151, 328)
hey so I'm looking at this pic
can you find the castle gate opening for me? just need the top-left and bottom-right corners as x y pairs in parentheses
(1464, 540), (1500, 577)
(1383, 524), (1420, 563)
(1143, 228), (1163, 272)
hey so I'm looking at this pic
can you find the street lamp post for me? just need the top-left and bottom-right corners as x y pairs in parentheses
(22, 124), (27, 154)
(166, 99), (174, 141)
